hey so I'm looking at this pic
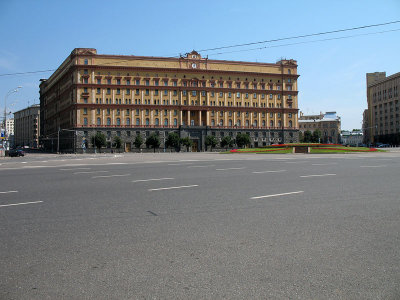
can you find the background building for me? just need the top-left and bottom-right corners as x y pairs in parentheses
(6, 118), (14, 148)
(366, 72), (400, 145)
(40, 48), (299, 153)
(14, 105), (40, 148)
(341, 129), (363, 146)
(298, 111), (341, 143)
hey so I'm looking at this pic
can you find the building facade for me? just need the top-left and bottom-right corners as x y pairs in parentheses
(298, 111), (341, 143)
(40, 48), (299, 152)
(14, 105), (40, 148)
(366, 72), (400, 145)
(6, 118), (14, 148)
(341, 129), (363, 146)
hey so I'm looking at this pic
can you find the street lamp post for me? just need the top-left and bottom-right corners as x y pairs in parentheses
(3, 86), (22, 149)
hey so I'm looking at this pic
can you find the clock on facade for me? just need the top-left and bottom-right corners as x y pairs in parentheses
(191, 63), (197, 68)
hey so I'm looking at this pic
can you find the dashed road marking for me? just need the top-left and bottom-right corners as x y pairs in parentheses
(216, 167), (245, 171)
(132, 177), (174, 183)
(0, 191), (18, 194)
(149, 185), (199, 191)
(300, 173), (336, 178)
(0, 201), (43, 208)
(92, 174), (131, 178)
(252, 170), (286, 174)
(74, 171), (108, 174)
(251, 191), (304, 199)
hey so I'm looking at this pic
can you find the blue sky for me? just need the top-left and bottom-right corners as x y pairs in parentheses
(1, 0), (399, 130)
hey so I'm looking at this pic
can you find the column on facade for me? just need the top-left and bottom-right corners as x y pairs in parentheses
(179, 110), (183, 126)
(199, 110), (202, 126)
(141, 110), (144, 126)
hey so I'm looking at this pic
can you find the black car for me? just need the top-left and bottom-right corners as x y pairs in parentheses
(9, 149), (25, 157)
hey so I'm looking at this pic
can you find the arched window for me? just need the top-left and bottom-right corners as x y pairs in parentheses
(270, 120), (274, 127)
(164, 119), (168, 126)
(107, 118), (111, 126)
(97, 117), (101, 126)
(83, 118), (88, 126)
(228, 119), (232, 126)
(136, 118), (140, 125)
(253, 120), (258, 127)
(245, 120), (249, 127)
(174, 118), (177, 126)
(278, 120), (282, 127)
(262, 120), (266, 127)
(145, 118), (149, 126)
(155, 118), (159, 125)
(84, 59), (88, 65)
(116, 118), (121, 126)
(237, 120), (241, 126)
(219, 120), (223, 126)
(126, 118), (130, 126)
(211, 119), (215, 126)
(289, 120), (293, 128)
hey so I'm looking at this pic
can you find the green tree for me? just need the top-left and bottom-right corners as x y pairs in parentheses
(165, 132), (180, 150)
(303, 130), (312, 143)
(220, 136), (234, 150)
(299, 131), (304, 143)
(91, 132), (106, 152)
(146, 133), (161, 152)
(312, 129), (322, 143)
(113, 136), (122, 152)
(235, 133), (251, 148)
(180, 137), (193, 152)
(134, 135), (143, 149)
(205, 135), (217, 151)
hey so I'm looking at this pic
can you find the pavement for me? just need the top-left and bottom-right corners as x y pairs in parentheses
(1, 151), (400, 299)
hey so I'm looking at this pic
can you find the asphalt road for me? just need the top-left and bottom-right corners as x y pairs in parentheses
(1, 151), (400, 299)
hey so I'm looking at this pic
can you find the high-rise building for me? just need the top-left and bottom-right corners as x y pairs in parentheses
(366, 72), (400, 145)
(14, 105), (40, 148)
(40, 48), (299, 152)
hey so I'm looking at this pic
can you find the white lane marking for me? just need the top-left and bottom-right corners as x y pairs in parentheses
(251, 191), (304, 199)
(0, 191), (18, 194)
(216, 167), (245, 171)
(300, 173), (336, 178)
(312, 163), (338, 166)
(285, 161), (307, 164)
(107, 162), (129, 165)
(179, 160), (199, 162)
(188, 165), (215, 168)
(21, 162), (27, 164)
(252, 170), (286, 174)
(168, 163), (194, 166)
(60, 167), (92, 171)
(360, 165), (386, 168)
(132, 177), (174, 183)
(92, 174), (131, 178)
(0, 201), (43, 208)
(149, 185), (199, 191)
(74, 170), (109, 174)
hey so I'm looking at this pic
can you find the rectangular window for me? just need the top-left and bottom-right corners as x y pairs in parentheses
(164, 90), (168, 96)
(107, 79), (111, 84)
(155, 90), (159, 96)
(183, 90), (187, 96)
(84, 78), (88, 84)
(145, 89), (149, 96)
(228, 92), (232, 98)
(107, 88), (111, 95)
(173, 81), (177, 87)
(117, 88), (121, 94)
(173, 90), (177, 96)
(97, 79), (101, 84)
(253, 93), (257, 99)
(83, 108), (88, 115)
(192, 91), (197, 96)
(145, 80), (149, 86)
(135, 89), (139, 95)
(97, 88), (101, 94)
(96, 108), (100, 115)
(126, 89), (130, 95)
(154, 80), (159, 86)
(126, 79), (130, 85)
(116, 79), (121, 85)
(201, 91), (206, 96)
(136, 79), (140, 85)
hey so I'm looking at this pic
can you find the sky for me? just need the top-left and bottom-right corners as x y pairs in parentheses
(0, 0), (399, 130)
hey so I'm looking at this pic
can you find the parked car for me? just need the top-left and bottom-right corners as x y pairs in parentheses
(8, 149), (25, 157)
(378, 144), (390, 148)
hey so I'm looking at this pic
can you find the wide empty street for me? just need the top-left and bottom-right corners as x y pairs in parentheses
(1, 151), (400, 299)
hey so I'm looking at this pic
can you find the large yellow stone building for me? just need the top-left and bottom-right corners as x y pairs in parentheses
(40, 48), (299, 152)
